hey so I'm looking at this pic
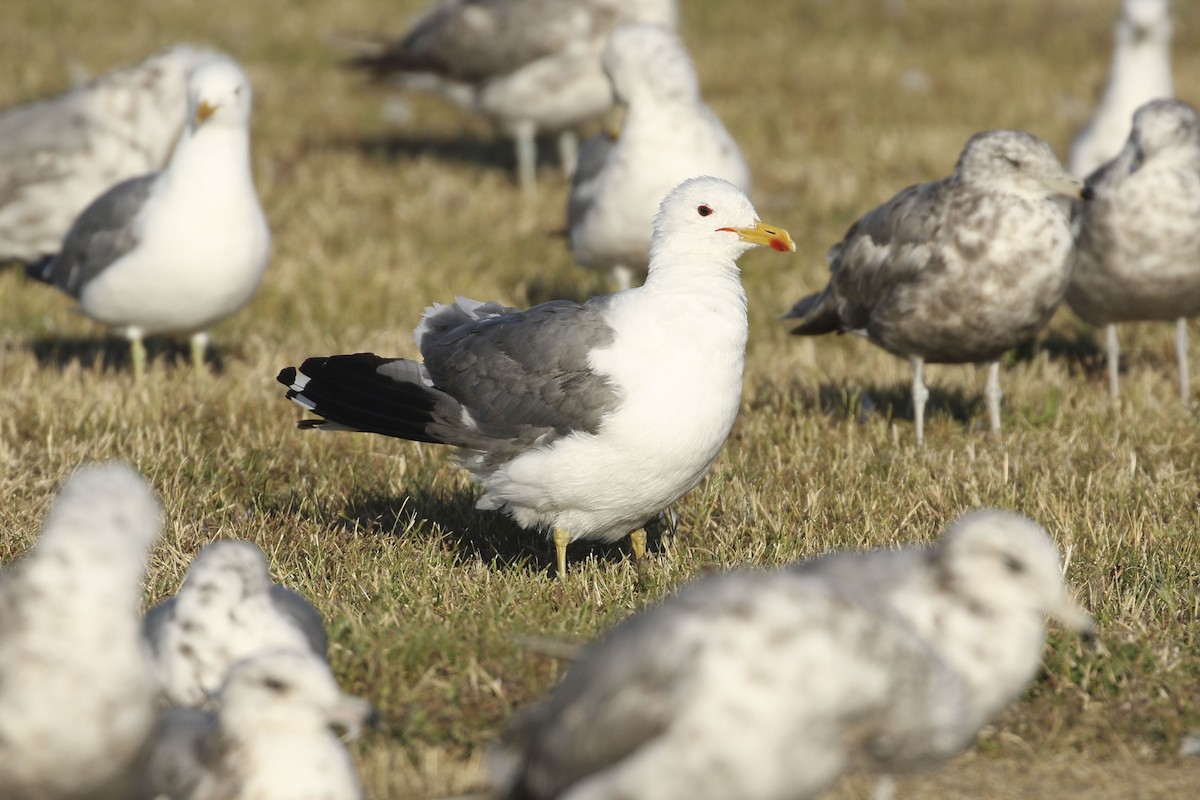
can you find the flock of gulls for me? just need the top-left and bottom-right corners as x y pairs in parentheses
(0, 0), (1194, 798)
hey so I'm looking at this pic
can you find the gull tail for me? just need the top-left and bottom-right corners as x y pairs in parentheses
(781, 290), (842, 336)
(25, 255), (57, 285)
(277, 353), (468, 445)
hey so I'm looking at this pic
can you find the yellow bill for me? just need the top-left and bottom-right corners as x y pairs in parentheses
(194, 100), (218, 124)
(719, 221), (797, 253)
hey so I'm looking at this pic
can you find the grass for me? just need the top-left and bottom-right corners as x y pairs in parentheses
(2, 0), (1200, 797)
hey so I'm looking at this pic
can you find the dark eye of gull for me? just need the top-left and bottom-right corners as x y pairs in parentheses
(1002, 555), (1025, 574)
(697, 205), (713, 217)
(1003, 157), (1022, 169)
(264, 677), (288, 693)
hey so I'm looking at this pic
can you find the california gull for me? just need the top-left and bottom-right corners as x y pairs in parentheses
(144, 540), (329, 706)
(0, 44), (222, 264)
(348, 0), (678, 193)
(279, 177), (795, 576)
(783, 130), (1087, 444)
(136, 651), (371, 800)
(1068, 0), (1173, 179)
(28, 56), (271, 381)
(1067, 98), (1200, 401)
(0, 463), (162, 800)
(568, 23), (751, 290)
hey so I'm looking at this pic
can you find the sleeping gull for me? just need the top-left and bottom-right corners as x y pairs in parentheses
(1067, 98), (1200, 401)
(136, 651), (371, 800)
(348, 0), (678, 193)
(568, 23), (751, 290)
(1068, 0), (1173, 179)
(144, 540), (329, 706)
(0, 463), (163, 800)
(28, 56), (271, 381)
(783, 130), (1087, 444)
(0, 44), (222, 264)
(279, 177), (795, 576)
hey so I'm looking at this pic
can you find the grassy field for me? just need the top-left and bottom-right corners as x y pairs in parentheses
(3, 0), (1200, 797)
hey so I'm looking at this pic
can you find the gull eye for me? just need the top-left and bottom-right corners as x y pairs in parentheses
(264, 677), (288, 693)
(697, 205), (714, 217)
(1002, 555), (1025, 574)
(1003, 157), (1022, 169)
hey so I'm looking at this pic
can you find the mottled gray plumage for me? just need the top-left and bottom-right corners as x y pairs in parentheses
(784, 130), (1084, 442)
(1067, 98), (1200, 400)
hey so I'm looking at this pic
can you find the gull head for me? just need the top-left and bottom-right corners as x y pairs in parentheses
(1119, 0), (1171, 45)
(1130, 98), (1200, 162)
(182, 540), (273, 603)
(937, 510), (1093, 635)
(38, 462), (162, 564)
(602, 23), (698, 107)
(957, 130), (1089, 201)
(187, 57), (252, 130)
(649, 176), (795, 268)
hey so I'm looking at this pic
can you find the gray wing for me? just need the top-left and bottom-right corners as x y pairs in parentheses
(136, 706), (214, 800)
(35, 173), (157, 296)
(418, 298), (621, 441)
(268, 585), (329, 657)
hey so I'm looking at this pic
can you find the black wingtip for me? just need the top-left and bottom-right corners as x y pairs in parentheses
(24, 256), (55, 284)
(277, 366), (297, 386)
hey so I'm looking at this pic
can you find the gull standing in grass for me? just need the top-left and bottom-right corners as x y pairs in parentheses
(783, 130), (1087, 445)
(28, 56), (271, 381)
(279, 177), (794, 576)
(1068, 0), (1173, 179)
(568, 23), (751, 290)
(1067, 99), (1200, 402)
(137, 651), (372, 800)
(0, 463), (163, 800)
(348, 0), (678, 193)
(144, 540), (329, 706)
(0, 44), (222, 264)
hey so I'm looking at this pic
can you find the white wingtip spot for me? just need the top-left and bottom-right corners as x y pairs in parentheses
(291, 372), (310, 391)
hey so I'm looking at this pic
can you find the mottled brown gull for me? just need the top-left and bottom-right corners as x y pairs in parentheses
(348, 0), (677, 193)
(1068, 98), (1200, 401)
(0, 44), (222, 264)
(784, 130), (1087, 445)
(279, 177), (795, 576)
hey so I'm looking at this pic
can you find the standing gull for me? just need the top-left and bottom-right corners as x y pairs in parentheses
(783, 130), (1087, 444)
(144, 540), (329, 706)
(1068, 99), (1200, 401)
(0, 44), (222, 264)
(279, 177), (795, 576)
(1068, 0), (1173, 179)
(349, 0), (678, 193)
(137, 651), (372, 800)
(0, 463), (163, 800)
(568, 23), (751, 290)
(28, 56), (271, 381)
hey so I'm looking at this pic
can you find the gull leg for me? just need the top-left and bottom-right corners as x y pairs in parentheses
(1177, 317), (1190, 402)
(513, 121), (537, 195)
(911, 357), (929, 446)
(871, 775), (896, 800)
(985, 360), (1002, 435)
(552, 528), (570, 578)
(629, 528), (647, 562)
(129, 333), (147, 382)
(557, 130), (578, 179)
(612, 265), (636, 292)
(190, 331), (209, 375)
(1106, 323), (1120, 401)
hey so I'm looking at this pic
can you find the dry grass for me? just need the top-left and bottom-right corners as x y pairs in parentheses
(2, 0), (1200, 797)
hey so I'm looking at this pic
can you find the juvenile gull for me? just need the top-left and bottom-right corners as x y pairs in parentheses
(0, 44), (222, 264)
(279, 177), (795, 576)
(144, 540), (329, 706)
(568, 23), (751, 290)
(783, 130), (1087, 444)
(137, 651), (371, 800)
(0, 463), (163, 800)
(349, 0), (678, 193)
(28, 56), (271, 381)
(1067, 98), (1200, 401)
(1068, 0), (1173, 179)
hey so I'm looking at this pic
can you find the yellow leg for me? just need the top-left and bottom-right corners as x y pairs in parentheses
(629, 529), (647, 561)
(190, 331), (209, 375)
(130, 335), (146, 382)
(552, 528), (570, 578)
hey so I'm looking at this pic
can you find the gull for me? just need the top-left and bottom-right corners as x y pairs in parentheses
(1068, 0), (1173, 179)
(568, 23), (751, 290)
(1067, 98), (1200, 401)
(28, 56), (271, 381)
(347, 0), (678, 193)
(144, 540), (329, 706)
(279, 177), (795, 576)
(783, 130), (1087, 445)
(0, 44), (222, 264)
(136, 651), (372, 800)
(0, 463), (163, 800)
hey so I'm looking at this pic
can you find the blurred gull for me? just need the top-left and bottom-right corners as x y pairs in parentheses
(28, 56), (271, 381)
(568, 23), (751, 290)
(1068, 98), (1200, 401)
(279, 178), (794, 576)
(348, 0), (678, 193)
(0, 463), (163, 800)
(144, 539), (329, 706)
(0, 44), (222, 264)
(783, 130), (1087, 445)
